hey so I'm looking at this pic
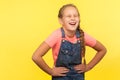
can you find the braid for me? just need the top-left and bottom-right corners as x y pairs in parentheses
(77, 25), (86, 64)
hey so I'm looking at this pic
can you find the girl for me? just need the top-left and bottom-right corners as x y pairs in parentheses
(32, 4), (107, 80)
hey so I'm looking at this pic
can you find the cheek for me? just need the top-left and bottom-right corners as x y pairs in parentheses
(64, 18), (69, 22)
(76, 18), (80, 22)
(62, 19), (69, 24)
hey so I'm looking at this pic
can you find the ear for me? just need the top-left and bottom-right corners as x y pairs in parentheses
(58, 18), (63, 25)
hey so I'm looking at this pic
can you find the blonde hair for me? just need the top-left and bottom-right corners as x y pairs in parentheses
(58, 4), (80, 18)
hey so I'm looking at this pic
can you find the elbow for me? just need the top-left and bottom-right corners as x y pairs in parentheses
(97, 46), (107, 56)
(105, 47), (107, 54)
(102, 47), (107, 56)
(104, 47), (107, 54)
(104, 48), (107, 56)
(32, 55), (35, 62)
(32, 53), (43, 63)
(32, 54), (38, 62)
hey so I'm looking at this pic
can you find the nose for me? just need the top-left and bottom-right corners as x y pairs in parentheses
(70, 16), (75, 20)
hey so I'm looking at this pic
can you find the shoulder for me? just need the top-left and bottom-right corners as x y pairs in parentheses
(49, 28), (62, 39)
(53, 28), (61, 36)
(84, 32), (97, 47)
(45, 28), (62, 47)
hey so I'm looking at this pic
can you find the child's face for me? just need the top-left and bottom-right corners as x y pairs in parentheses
(59, 6), (80, 32)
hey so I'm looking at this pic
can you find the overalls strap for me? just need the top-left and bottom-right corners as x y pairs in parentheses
(61, 28), (65, 38)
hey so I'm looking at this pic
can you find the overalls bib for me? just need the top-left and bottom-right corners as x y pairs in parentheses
(52, 28), (84, 80)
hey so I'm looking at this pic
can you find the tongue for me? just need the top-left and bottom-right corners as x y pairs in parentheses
(69, 23), (75, 25)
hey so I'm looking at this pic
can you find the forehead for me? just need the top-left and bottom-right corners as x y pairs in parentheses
(62, 6), (78, 14)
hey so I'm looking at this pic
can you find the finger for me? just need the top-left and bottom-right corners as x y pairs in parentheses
(64, 68), (69, 71)
(61, 67), (69, 71)
(74, 67), (81, 71)
(61, 70), (69, 74)
(74, 65), (80, 70)
(77, 70), (83, 73)
(59, 73), (67, 76)
(77, 69), (85, 73)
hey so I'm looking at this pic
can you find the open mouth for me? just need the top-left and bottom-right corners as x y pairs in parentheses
(69, 22), (76, 26)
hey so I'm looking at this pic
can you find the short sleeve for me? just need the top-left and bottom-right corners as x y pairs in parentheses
(84, 32), (96, 47)
(45, 29), (61, 48)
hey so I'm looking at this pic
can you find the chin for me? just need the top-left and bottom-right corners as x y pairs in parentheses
(69, 28), (77, 32)
(70, 27), (78, 31)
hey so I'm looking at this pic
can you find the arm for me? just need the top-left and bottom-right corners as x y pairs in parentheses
(85, 40), (107, 71)
(32, 41), (69, 76)
(74, 40), (107, 73)
(32, 41), (52, 75)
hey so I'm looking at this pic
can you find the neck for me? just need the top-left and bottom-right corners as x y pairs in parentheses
(63, 28), (76, 38)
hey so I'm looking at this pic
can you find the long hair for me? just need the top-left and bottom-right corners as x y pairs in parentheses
(58, 4), (86, 63)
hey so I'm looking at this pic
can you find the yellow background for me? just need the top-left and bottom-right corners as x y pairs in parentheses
(0, 0), (119, 80)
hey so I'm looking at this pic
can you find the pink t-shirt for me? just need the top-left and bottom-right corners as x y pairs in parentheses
(45, 28), (96, 64)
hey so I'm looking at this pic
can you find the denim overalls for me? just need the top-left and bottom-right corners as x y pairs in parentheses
(52, 28), (84, 80)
